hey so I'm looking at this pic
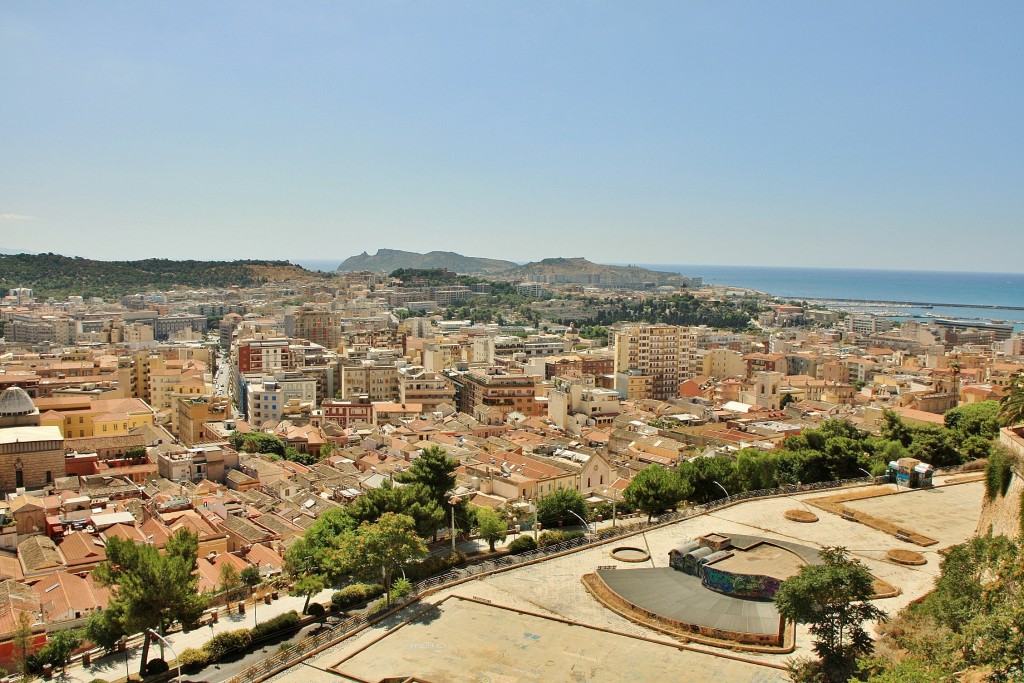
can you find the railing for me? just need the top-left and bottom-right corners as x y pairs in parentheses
(225, 467), (970, 683)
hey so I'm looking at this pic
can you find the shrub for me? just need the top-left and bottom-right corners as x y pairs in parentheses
(506, 535), (537, 554)
(306, 602), (326, 618)
(145, 659), (169, 675)
(89, 679), (109, 683)
(331, 583), (384, 611)
(536, 530), (583, 548)
(177, 648), (210, 672)
(250, 610), (300, 642)
(406, 550), (466, 581)
(204, 629), (252, 661)
(388, 578), (412, 601)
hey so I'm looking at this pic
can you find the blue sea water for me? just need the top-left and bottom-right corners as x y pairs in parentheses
(640, 264), (1024, 328)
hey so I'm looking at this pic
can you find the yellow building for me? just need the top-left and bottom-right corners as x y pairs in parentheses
(36, 396), (155, 439)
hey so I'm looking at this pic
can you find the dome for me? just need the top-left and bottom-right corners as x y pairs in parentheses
(0, 387), (36, 417)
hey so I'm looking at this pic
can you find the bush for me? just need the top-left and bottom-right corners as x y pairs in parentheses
(331, 583), (384, 611)
(177, 648), (210, 673)
(145, 659), (169, 675)
(389, 578), (412, 601)
(89, 679), (109, 683)
(204, 629), (252, 661)
(506, 535), (537, 554)
(406, 551), (466, 581)
(306, 602), (326, 618)
(536, 530), (584, 548)
(250, 610), (300, 642)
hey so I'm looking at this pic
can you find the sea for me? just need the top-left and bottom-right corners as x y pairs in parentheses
(294, 257), (1024, 331)
(640, 264), (1024, 330)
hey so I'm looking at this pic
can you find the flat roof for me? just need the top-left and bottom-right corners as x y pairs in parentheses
(710, 542), (807, 580)
(0, 426), (63, 445)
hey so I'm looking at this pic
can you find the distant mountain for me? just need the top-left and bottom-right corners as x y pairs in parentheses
(0, 253), (317, 299)
(506, 257), (683, 285)
(337, 249), (516, 274)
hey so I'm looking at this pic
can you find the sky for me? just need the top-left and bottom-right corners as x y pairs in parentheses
(1, 2), (1022, 272)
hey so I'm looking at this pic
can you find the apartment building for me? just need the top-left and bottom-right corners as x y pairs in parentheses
(398, 366), (456, 412)
(613, 324), (699, 401)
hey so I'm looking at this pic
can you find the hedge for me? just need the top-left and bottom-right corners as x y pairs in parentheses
(204, 629), (252, 661)
(251, 610), (301, 642)
(536, 530), (583, 548)
(332, 583), (384, 611)
(406, 550), (466, 581)
(506, 535), (537, 553)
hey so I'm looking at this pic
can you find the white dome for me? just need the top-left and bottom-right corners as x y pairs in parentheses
(0, 387), (36, 417)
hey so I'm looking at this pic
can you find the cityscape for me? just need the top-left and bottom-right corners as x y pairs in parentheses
(2, 3), (1023, 683)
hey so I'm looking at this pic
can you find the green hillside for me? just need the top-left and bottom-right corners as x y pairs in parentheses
(0, 253), (317, 300)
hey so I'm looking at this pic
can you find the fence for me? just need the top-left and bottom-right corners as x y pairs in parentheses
(225, 468), (967, 683)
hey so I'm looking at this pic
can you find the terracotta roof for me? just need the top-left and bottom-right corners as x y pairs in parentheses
(19, 536), (65, 574)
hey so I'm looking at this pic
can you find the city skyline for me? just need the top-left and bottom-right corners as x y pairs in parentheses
(2, 3), (1022, 272)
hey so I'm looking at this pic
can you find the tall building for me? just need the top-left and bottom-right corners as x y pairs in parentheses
(287, 305), (342, 350)
(613, 324), (699, 401)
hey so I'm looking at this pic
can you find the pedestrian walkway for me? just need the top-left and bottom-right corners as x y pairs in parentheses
(59, 587), (336, 683)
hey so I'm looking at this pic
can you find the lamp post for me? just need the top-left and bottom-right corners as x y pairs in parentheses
(712, 480), (730, 500)
(146, 630), (181, 683)
(448, 495), (462, 552)
(567, 510), (591, 540)
(857, 467), (873, 480)
(120, 636), (131, 683)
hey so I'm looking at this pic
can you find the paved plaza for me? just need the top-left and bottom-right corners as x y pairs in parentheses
(266, 478), (983, 683)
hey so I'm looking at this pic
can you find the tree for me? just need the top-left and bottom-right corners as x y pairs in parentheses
(219, 563), (241, 602)
(535, 488), (588, 528)
(774, 547), (886, 682)
(84, 603), (126, 653)
(944, 401), (1000, 441)
(396, 445), (457, 508)
(623, 464), (690, 522)
(998, 375), (1024, 426)
(333, 513), (427, 606)
(474, 507), (507, 552)
(93, 529), (208, 675)
(240, 565), (262, 598)
(290, 574), (326, 615)
(33, 628), (83, 672)
(345, 481), (446, 540)
(13, 611), (34, 680)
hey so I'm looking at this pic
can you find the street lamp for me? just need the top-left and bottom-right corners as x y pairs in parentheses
(857, 467), (873, 480)
(567, 510), (592, 540)
(448, 495), (463, 552)
(712, 480), (730, 500)
(145, 630), (181, 683)
(119, 636), (131, 683)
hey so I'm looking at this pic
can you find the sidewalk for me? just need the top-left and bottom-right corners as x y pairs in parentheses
(58, 586), (337, 683)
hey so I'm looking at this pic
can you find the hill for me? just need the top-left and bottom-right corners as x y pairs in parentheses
(337, 249), (516, 274)
(0, 253), (317, 300)
(505, 257), (682, 285)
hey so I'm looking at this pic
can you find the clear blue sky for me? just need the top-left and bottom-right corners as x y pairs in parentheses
(1, 2), (1022, 271)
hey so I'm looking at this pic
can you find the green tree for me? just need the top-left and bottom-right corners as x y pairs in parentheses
(998, 375), (1024, 426)
(334, 513), (428, 606)
(13, 611), (34, 681)
(774, 547), (886, 682)
(219, 563), (241, 602)
(535, 488), (588, 528)
(290, 574), (326, 615)
(396, 445), (457, 507)
(93, 529), (208, 675)
(33, 629), (83, 672)
(474, 506), (507, 552)
(944, 401), (1000, 441)
(240, 565), (262, 597)
(345, 481), (446, 540)
(879, 410), (913, 447)
(84, 602), (126, 653)
(623, 464), (690, 522)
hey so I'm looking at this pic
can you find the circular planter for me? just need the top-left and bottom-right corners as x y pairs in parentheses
(886, 549), (926, 566)
(784, 509), (818, 523)
(610, 546), (651, 563)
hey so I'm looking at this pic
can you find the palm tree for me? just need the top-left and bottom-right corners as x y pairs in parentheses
(998, 375), (1024, 427)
